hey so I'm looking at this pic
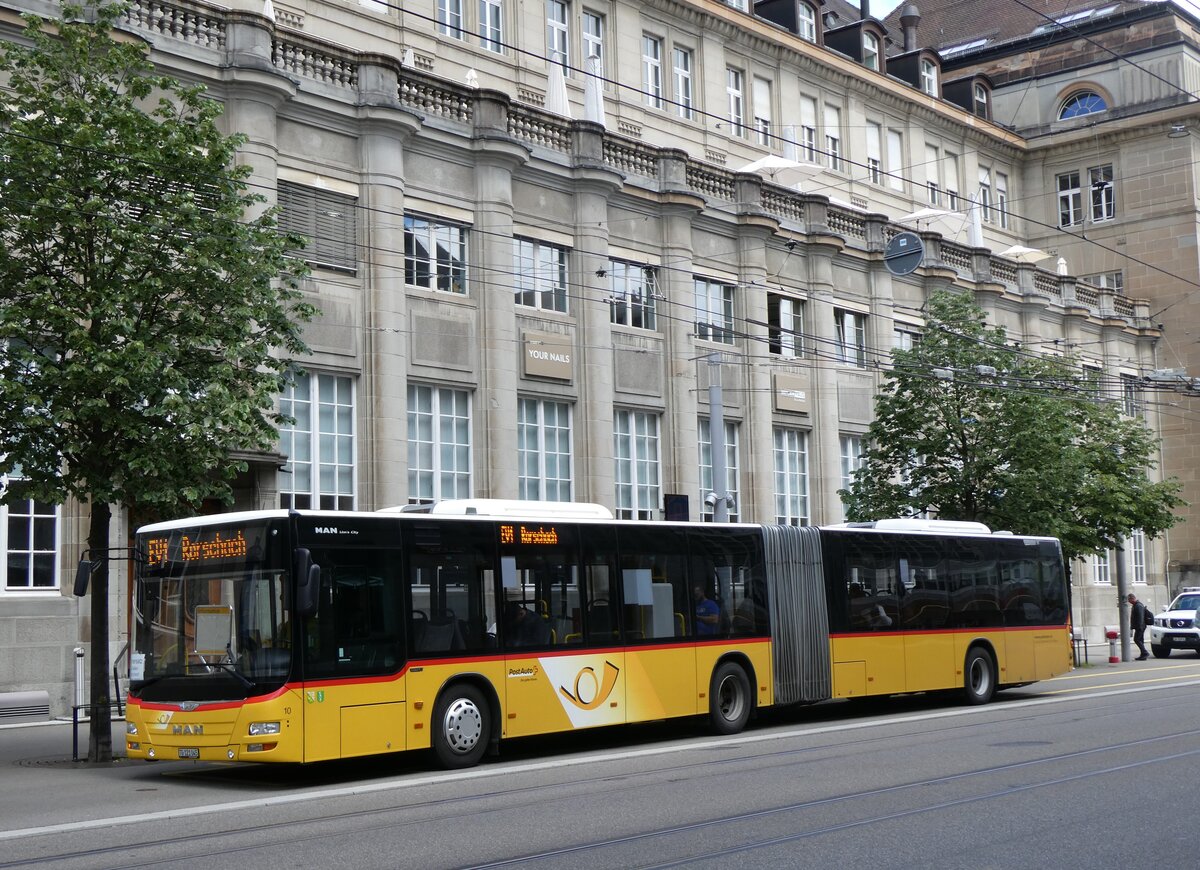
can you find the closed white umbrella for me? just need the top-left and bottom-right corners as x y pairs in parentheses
(1057, 257), (1069, 276)
(967, 193), (984, 248)
(583, 54), (605, 128)
(546, 62), (573, 119)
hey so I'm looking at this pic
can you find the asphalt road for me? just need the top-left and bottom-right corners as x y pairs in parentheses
(2, 652), (1196, 869)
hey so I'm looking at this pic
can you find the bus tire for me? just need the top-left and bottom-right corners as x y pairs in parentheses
(432, 683), (490, 769)
(709, 662), (752, 735)
(962, 647), (996, 705)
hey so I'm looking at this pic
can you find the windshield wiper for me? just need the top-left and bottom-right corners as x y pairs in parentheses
(205, 661), (255, 689)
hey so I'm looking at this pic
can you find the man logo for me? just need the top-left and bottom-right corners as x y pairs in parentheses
(559, 661), (620, 710)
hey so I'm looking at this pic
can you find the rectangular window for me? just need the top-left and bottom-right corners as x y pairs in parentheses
(479, 0), (504, 52)
(673, 48), (694, 120)
(824, 105), (841, 171)
(609, 259), (658, 330)
(614, 409), (661, 520)
(727, 68), (745, 138)
(773, 427), (809, 525)
(997, 172), (1009, 228)
(753, 77), (772, 147)
(1091, 549), (1110, 585)
(863, 33), (880, 70)
(694, 277), (735, 345)
(437, 0), (464, 37)
(1090, 164), (1115, 222)
(839, 434), (864, 520)
(278, 181), (358, 273)
(893, 327), (920, 351)
(925, 144), (940, 206)
(886, 130), (904, 191)
(518, 398), (572, 501)
(407, 384), (471, 504)
(582, 11), (603, 65)
(514, 238), (568, 312)
(546, 0), (569, 69)
(279, 371), (356, 510)
(699, 418), (740, 522)
(798, 3), (816, 41)
(1121, 372), (1141, 417)
(920, 59), (937, 96)
(1129, 530), (1147, 584)
(1058, 171), (1082, 227)
(799, 97), (817, 163)
(866, 122), (882, 184)
(404, 214), (467, 293)
(835, 309), (867, 367)
(944, 152), (960, 210)
(979, 167), (993, 223)
(642, 36), (663, 109)
(1, 476), (59, 592)
(768, 293), (803, 358)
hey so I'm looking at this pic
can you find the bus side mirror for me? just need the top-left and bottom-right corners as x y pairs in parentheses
(295, 548), (320, 617)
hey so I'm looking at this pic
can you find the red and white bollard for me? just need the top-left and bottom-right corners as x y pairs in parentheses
(1106, 628), (1119, 663)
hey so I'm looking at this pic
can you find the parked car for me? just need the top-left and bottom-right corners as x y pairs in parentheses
(1149, 588), (1200, 658)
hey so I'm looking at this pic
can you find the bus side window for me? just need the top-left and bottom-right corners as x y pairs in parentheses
(407, 522), (496, 656)
(615, 526), (689, 641)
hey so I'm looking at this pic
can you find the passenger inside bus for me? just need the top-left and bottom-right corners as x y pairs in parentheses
(503, 602), (552, 647)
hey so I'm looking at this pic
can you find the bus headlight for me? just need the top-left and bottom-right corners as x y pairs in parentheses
(248, 721), (280, 736)
(126, 722), (138, 736)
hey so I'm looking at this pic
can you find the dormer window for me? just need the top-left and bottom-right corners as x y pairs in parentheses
(797, 3), (816, 42)
(973, 83), (989, 119)
(1059, 91), (1107, 120)
(920, 60), (938, 96)
(863, 33), (880, 71)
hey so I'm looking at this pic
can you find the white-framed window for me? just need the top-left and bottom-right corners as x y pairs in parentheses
(979, 166), (993, 223)
(479, 0), (503, 52)
(1084, 270), (1125, 292)
(886, 129), (904, 191)
(920, 59), (938, 96)
(863, 32), (880, 71)
(1, 473), (59, 592)
(974, 83), (989, 118)
(279, 370), (356, 510)
(768, 293), (804, 358)
(614, 409), (661, 520)
(407, 384), (471, 504)
(725, 0), (748, 10)
(518, 398), (572, 501)
(694, 277), (735, 344)
(673, 47), (694, 120)
(546, 0), (569, 70)
(893, 327), (920, 351)
(404, 214), (467, 293)
(582, 10), (603, 65)
(944, 152), (960, 210)
(824, 104), (841, 171)
(514, 238), (568, 312)
(437, 0), (465, 38)
(753, 77), (772, 146)
(839, 434), (864, 520)
(866, 122), (882, 184)
(278, 181), (358, 274)
(1057, 171), (1082, 227)
(1091, 549), (1111, 585)
(642, 35), (663, 109)
(773, 427), (809, 525)
(997, 172), (1009, 228)
(1120, 372), (1141, 417)
(1059, 91), (1106, 120)
(797, 2), (816, 41)
(699, 418), (740, 522)
(727, 67), (745, 138)
(609, 259), (658, 330)
(799, 97), (818, 163)
(925, 144), (941, 206)
(835, 309), (867, 367)
(1090, 164), (1115, 222)
(1129, 530), (1147, 584)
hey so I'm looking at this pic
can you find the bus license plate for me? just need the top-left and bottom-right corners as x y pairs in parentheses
(177, 748), (199, 759)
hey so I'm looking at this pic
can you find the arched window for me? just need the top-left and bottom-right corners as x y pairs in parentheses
(1059, 91), (1107, 119)
(920, 60), (938, 96)
(973, 84), (989, 119)
(797, 3), (816, 42)
(863, 33), (880, 70)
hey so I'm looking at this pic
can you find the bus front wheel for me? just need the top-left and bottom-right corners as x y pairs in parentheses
(709, 662), (752, 735)
(432, 683), (490, 769)
(962, 648), (996, 705)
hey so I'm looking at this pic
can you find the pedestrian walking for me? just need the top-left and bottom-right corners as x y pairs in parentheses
(1128, 593), (1150, 660)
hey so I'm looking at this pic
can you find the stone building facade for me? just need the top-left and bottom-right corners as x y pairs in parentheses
(0, 0), (1181, 715)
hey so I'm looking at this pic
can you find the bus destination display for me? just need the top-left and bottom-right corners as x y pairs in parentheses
(499, 524), (559, 546)
(144, 530), (249, 566)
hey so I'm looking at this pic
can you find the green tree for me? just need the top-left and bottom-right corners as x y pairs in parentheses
(0, 5), (313, 761)
(841, 290), (1182, 562)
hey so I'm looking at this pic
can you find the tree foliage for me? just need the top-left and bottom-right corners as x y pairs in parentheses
(0, 4), (314, 760)
(841, 290), (1182, 563)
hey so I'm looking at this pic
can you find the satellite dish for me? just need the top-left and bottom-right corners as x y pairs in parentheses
(884, 232), (924, 276)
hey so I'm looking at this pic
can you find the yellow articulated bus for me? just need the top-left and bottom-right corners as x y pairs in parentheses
(124, 500), (1071, 768)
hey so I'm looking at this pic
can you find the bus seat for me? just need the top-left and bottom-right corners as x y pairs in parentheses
(675, 612), (686, 637)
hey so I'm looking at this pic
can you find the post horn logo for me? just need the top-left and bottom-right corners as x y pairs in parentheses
(558, 661), (620, 710)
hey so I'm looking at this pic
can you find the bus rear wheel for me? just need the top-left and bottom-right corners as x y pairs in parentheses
(962, 648), (996, 705)
(709, 662), (752, 735)
(432, 684), (490, 769)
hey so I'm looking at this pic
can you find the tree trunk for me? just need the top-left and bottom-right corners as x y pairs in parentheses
(87, 500), (113, 763)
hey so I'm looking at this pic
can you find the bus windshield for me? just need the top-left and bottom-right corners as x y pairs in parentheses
(131, 518), (292, 700)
